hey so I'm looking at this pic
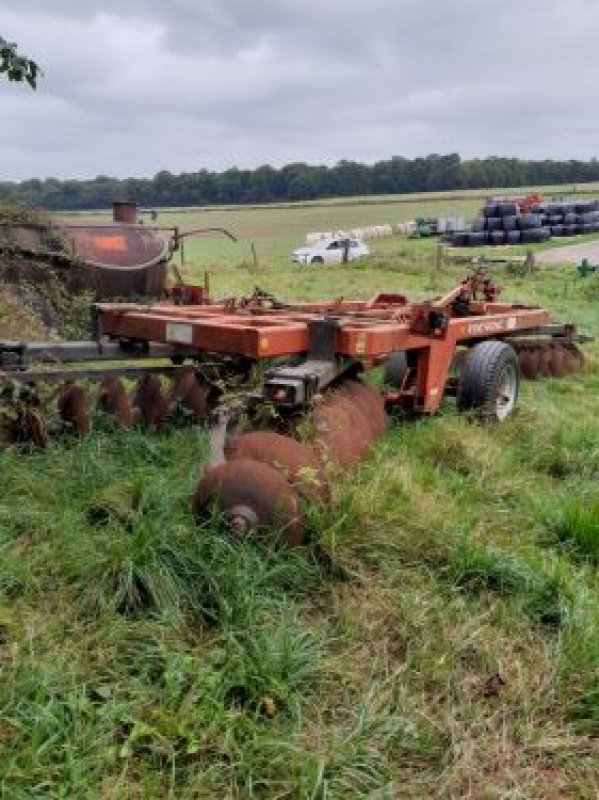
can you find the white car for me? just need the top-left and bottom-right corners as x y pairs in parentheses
(291, 237), (370, 265)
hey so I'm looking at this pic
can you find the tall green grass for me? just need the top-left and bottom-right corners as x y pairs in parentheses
(1, 247), (598, 796)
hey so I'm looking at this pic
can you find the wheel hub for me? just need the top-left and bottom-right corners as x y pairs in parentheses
(227, 504), (259, 536)
(496, 363), (517, 420)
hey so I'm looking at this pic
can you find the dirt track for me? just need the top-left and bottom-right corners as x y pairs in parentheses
(537, 240), (599, 264)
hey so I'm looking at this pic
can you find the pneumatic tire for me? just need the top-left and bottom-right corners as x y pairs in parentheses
(311, 256), (324, 264)
(383, 351), (408, 388)
(502, 215), (519, 231)
(468, 231), (489, 246)
(457, 340), (519, 422)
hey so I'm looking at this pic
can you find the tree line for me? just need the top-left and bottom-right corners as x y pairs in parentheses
(2, 154), (599, 210)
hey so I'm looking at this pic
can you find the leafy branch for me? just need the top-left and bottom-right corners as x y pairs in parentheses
(0, 37), (41, 89)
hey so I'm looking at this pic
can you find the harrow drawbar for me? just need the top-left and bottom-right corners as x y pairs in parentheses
(0, 269), (590, 545)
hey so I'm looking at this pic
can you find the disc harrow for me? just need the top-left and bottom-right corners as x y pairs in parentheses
(0, 364), (212, 446)
(192, 458), (306, 547)
(224, 430), (329, 504)
(0, 270), (591, 543)
(512, 340), (585, 381)
(97, 376), (134, 428)
(194, 379), (386, 545)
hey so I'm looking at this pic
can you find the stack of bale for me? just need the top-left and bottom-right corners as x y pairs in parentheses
(305, 222), (408, 244)
(537, 199), (599, 238)
(452, 198), (599, 247)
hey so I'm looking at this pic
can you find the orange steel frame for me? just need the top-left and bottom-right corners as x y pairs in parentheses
(96, 277), (557, 414)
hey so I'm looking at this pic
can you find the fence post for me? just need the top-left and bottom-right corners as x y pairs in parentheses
(342, 239), (350, 264)
(436, 242), (444, 272)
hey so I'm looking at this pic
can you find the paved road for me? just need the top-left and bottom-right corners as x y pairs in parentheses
(537, 240), (599, 265)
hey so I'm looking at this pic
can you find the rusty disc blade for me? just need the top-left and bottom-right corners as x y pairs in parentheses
(97, 376), (134, 428)
(336, 380), (388, 438)
(310, 392), (374, 467)
(562, 343), (585, 374)
(537, 344), (553, 377)
(20, 406), (49, 448)
(225, 430), (329, 503)
(132, 375), (171, 427)
(170, 372), (208, 423)
(58, 383), (90, 436)
(0, 388), (48, 448)
(548, 345), (566, 377)
(193, 458), (305, 546)
(518, 347), (539, 380)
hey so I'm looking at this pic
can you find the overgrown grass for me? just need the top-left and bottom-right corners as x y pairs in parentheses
(1, 231), (598, 797)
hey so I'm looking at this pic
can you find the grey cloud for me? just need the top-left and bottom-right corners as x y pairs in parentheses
(0, 0), (598, 180)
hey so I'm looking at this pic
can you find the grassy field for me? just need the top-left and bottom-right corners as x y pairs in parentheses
(63, 180), (599, 273)
(2, 196), (599, 797)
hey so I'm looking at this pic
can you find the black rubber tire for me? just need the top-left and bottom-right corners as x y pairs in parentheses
(563, 212), (577, 225)
(577, 213), (595, 225)
(485, 216), (503, 232)
(502, 215), (518, 231)
(383, 352), (408, 388)
(483, 204), (498, 217)
(547, 203), (563, 216)
(521, 228), (550, 244)
(563, 224), (578, 236)
(311, 256), (324, 264)
(575, 201), (597, 214)
(505, 230), (521, 244)
(497, 202), (518, 217)
(471, 218), (486, 232)
(489, 230), (506, 245)
(547, 214), (564, 225)
(468, 231), (488, 246)
(519, 213), (542, 230)
(452, 232), (470, 246)
(550, 224), (564, 237)
(457, 341), (519, 422)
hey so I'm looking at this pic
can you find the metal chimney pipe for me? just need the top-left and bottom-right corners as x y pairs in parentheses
(112, 200), (138, 224)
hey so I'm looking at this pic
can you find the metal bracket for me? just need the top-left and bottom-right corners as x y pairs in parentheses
(307, 316), (339, 360)
(262, 317), (345, 406)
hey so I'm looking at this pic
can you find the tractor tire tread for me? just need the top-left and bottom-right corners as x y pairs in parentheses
(457, 340), (519, 421)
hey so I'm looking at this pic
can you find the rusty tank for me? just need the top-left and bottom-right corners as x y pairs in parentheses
(0, 201), (238, 300)
(60, 202), (169, 297)
(0, 201), (169, 298)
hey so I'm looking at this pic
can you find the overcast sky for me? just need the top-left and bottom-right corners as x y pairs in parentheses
(0, 1), (597, 181)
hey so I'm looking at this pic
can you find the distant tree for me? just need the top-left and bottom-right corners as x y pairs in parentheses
(3, 154), (599, 210)
(0, 37), (41, 88)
